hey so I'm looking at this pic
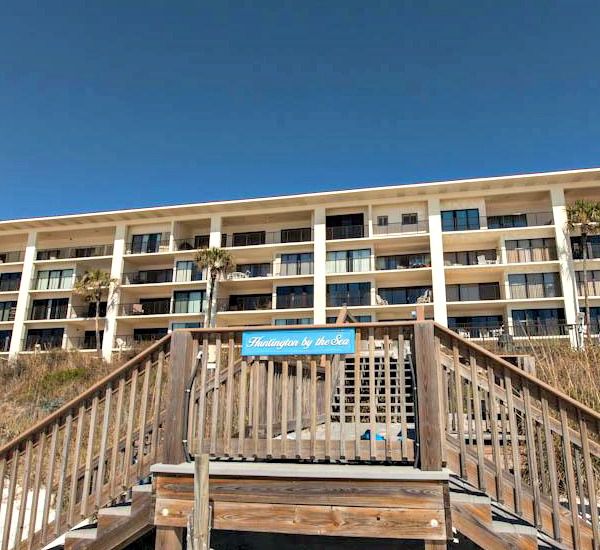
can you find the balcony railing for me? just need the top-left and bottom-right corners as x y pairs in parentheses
(327, 293), (371, 307)
(443, 250), (499, 267)
(509, 283), (562, 300)
(222, 227), (313, 247)
(126, 239), (171, 254)
(277, 261), (314, 276)
(326, 225), (367, 240)
(173, 236), (210, 251)
(0, 279), (21, 292)
(0, 251), (23, 263)
(485, 211), (554, 229)
(23, 335), (64, 351)
(376, 254), (431, 270)
(372, 220), (429, 235)
(36, 244), (113, 261)
(229, 263), (272, 278)
(119, 301), (172, 316)
(0, 334), (10, 352)
(506, 247), (558, 263)
(578, 279), (600, 297)
(276, 294), (314, 309)
(122, 270), (174, 285)
(446, 284), (502, 302)
(217, 296), (273, 312)
(113, 333), (167, 347)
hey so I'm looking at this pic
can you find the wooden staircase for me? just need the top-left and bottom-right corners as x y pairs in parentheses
(0, 322), (598, 550)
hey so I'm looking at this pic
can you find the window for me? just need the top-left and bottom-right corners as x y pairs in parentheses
(506, 238), (557, 263)
(280, 227), (311, 243)
(571, 235), (600, 260)
(508, 273), (561, 299)
(85, 301), (107, 318)
(236, 263), (271, 278)
(130, 233), (163, 254)
(175, 261), (202, 282)
(276, 285), (314, 309)
(443, 250), (497, 266)
(30, 298), (69, 320)
(326, 315), (371, 324)
(327, 282), (371, 307)
(173, 291), (204, 314)
(377, 216), (388, 226)
(402, 213), (418, 226)
(488, 214), (527, 229)
(576, 270), (600, 297)
(0, 330), (11, 352)
(376, 253), (431, 270)
(35, 269), (74, 290)
(280, 253), (313, 276)
(512, 308), (566, 336)
(326, 214), (365, 239)
(446, 283), (500, 302)
(441, 209), (480, 232)
(36, 249), (61, 261)
(0, 301), (16, 322)
(194, 235), (210, 249)
(0, 273), (21, 292)
(378, 286), (432, 305)
(274, 318), (313, 326)
(138, 298), (171, 315)
(25, 328), (64, 350)
(83, 330), (104, 349)
(228, 294), (272, 311)
(171, 322), (203, 330)
(326, 249), (370, 273)
(232, 231), (266, 247)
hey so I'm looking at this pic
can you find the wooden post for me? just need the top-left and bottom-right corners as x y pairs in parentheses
(414, 322), (444, 471)
(194, 453), (211, 550)
(163, 331), (195, 464)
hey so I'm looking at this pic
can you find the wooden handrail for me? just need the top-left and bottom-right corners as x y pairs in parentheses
(0, 334), (172, 457)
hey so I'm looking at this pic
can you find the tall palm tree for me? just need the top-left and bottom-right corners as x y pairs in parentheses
(196, 247), (234, 328)
(567, 199), (600, 334)
(73, 269), (117, 356)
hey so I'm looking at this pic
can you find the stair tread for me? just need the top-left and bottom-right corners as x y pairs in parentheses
(64, 527), (98, 540)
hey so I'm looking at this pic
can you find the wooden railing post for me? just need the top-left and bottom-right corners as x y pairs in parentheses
(414, 321), (444, 471)
(163, 331), (195, 464)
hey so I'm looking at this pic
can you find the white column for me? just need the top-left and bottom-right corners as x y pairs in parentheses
(9, 231), (37, 359)
(102, 224), (127, 361)
(550, 186), (579, 335)
(313, 207), (327, 324)
(428, 198), (447, 326)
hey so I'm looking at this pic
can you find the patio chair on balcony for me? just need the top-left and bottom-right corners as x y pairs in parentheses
(228, 271), (249, 280)
(375, 294), (388, 306)
(132, 303), (144, 315)
(417, 290), (432, 303)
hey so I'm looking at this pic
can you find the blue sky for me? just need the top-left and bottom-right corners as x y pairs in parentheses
(1, 1), (599, 220)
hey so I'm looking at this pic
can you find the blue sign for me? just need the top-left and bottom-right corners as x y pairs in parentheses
(241, 328), (356, 356)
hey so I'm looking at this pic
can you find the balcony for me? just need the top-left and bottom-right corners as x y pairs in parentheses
(119, 300), (171, 316)
(506, 240), (558, 263)
(0, 275), (21, 292)
(444, 250), (498, 267)
(24, 328), (64, 351)
(372, 220), (429, 235)
(227, 263), (272, 279)
(326, 225), (367, 240)
(0, 302), (16, 322)
(0, 331), (11, 352)
(276, 294), (314, 309)
(217, 295), (273, 312)
(69, 303), (108, 319)
(446, 283), (501, 302)
(0, 251), (23, 263)
(376, 253), (431, 270)
(442, 210), (553, 232)
(222, 228), (312, 247)
(509, 283), (562, 300)
(127, 234), (171, 254)
(36, 244), (113, 261)
(173, 235), (210, 251)
(122, 269), (174, 285)
(29, 299), (70, 320)
(571, 236), (600, 260)
(326, 293), (371, 307)
(278, 254), (314, 276)
(377, 287), (433, 305)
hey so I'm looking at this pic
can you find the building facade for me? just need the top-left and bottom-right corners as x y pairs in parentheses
(1, 168), (599, 361)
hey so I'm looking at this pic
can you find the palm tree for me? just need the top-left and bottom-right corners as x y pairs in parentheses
(196, 247), (234, 328)
(567, 199), (600, 334)
(73, 269), (117, 356)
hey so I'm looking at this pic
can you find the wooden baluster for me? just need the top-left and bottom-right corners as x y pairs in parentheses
(295, 360), (302, 458)
(310, 359), (317, 459)
(368, 328), (376, 460)
(28, 432), (46, 550)
(81, 395), (99, 517)
(136, 360), (151, 475)
(541, 394), (561, 542)
(452, 344), (467, 479)
(40, 424), (58, 548)
(536, 418), (547, 497)
(14, 439), (33, 545)
(383, 333), (392, 461)
(223, 335), (235, 457)
(150, 350), (165, 463)
(266, 360), (274, 458)
(578, 410), (599, 544)
(196, 337), (209, 455)
(1, 448), (19, 550)
(486, 365), (503, 503)
(123, 369), (138, 488)
(68, 404), (86, 527)
(354, 330), (361, 460)
(522, 382), (541, 527)
(252, 361), (261, 458)
(466, 380), (474, 450)
(469, 354), (486, 490)
(504, 370), (522, 515)
(398, 330), (407, 461)
(53, 417), (71, 537)
(324, 357), (332, 460)
(280, 360), (288, 458)
(96, 385), (112, 507)
(210, 336), (223, 456)
(559, 401), (581, 548)
(500, 397), (510, 473)
(237, 360), (248, 457)
(0, 458), (5, 539)
(574, 447), (586, 522)
(339, 358), (346, 459)
(109, 378), (125, 495)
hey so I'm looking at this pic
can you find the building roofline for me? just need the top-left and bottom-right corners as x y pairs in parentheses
(2, 166), (600, 232)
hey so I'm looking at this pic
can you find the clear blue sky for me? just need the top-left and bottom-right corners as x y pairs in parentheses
(1, 1), (599, 220)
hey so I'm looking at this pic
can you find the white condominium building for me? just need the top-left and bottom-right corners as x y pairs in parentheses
(0, 168), (599, 360)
